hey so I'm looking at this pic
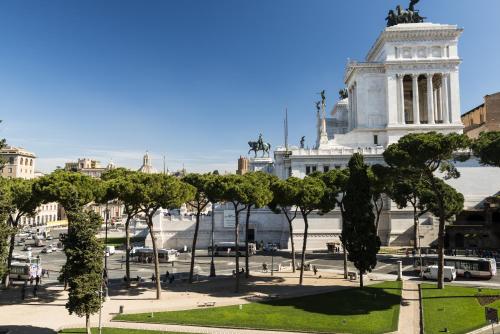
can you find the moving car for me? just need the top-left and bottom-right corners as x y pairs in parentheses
(23, 245), (32, 251)
(41, 247), (52, 254)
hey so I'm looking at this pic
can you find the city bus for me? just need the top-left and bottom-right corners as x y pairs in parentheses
(132, 248), (179, 263)
(415, 255), (497, 279)
(211, 242), (256, 257)
(9, 255), (42, 281)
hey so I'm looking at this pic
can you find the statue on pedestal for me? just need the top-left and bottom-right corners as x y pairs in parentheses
(248, 133), (272, 158)
(300, 136), (305, 149)
(339, 88), (348, 100)
(386, 0), (425, 27)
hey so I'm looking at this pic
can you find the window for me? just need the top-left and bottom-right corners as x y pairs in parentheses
(306, 166), (311, 175)
(9, 157), (14, 164)
(20, 158), (23, 165)
(374, 135), (378, 145)
(312, 166), (317, 173)
(288, 167), (292, 178)
(323, 166), (329, 173)
(480, 114), (484, 123)
(335, 165), (341, 169)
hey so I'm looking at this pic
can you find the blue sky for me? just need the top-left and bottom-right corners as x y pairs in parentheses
(0, 0), (499, 173)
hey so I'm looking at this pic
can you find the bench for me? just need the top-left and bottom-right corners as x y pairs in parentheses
(197, 301), (216, 307)
(347, 271), (358, 280)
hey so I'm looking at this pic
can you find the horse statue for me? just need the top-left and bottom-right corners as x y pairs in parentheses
(386, 0), (425, 27)
(248, 140), (271, 158)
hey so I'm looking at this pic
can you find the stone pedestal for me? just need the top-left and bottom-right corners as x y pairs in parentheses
(249, 157), (274, 174)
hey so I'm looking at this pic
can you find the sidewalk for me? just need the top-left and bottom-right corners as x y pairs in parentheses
(0, 270), (356, 333)
(396, 280), (421, 334)
(107, 321), (311, 334)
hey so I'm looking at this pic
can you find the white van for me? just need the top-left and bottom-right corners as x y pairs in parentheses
(423, 265), (456, 282)
(105, 245), (116, 255)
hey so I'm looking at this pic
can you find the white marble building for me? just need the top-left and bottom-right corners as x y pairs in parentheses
(148, 21), (500, 251)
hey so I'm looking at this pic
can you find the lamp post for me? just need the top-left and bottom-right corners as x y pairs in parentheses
(104, 203), (110, 300)
(209, 202), (216, 277)
(271, 248), (276, 276)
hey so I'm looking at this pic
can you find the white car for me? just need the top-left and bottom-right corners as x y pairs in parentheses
(23, 245), (32, 251)
(41, 247), (52, 254)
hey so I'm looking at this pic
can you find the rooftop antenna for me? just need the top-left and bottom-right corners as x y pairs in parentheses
(163, 155), (166, 174)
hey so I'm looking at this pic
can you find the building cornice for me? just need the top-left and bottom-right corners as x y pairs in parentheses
(366, 23), (463, 62)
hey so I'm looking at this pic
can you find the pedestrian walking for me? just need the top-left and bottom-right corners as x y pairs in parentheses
(29, 277), (34, 286)
(151, 273), (156, 283)
(313, 265), (318, 276)
(33, 285), (38, 298)
(35, 275), (40, 286)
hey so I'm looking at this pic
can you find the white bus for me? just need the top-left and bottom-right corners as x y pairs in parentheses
(9, 256), (42, 281)
(211, 242), (256, 257)
(415, 255), (497, 279)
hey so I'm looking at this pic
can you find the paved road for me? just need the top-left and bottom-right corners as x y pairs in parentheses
(12, 236), (500, 287)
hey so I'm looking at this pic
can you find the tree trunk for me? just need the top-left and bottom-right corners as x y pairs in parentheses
(85, 314), (91, 334)
(437, 216), (445, 289)
(343, 247), (348, 279)
(148, 217), (161, 299)
(234, 206), (240, 293)
(360, 271), (364, 289)
(288, 219), (296, 273)
(341, 209), (348, 279)
(4, 216), (18, 284)
(125, 216), (131, 285)
(189, 212), (201, 283)
(374, 198), (382, 236)
(245, 206), (251, 278)
(299, 211), (308, 285)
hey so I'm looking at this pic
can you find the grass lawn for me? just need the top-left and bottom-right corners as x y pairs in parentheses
(421, 283), (500, 334)
(60, 328), (190, 334)
(115, 281), (402, 334)
(99, 236), (144, 247)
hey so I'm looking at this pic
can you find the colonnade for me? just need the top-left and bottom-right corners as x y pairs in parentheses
(396, 72), (451, 125)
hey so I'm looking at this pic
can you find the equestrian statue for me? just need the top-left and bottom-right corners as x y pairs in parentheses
(248, 133), (271, 158)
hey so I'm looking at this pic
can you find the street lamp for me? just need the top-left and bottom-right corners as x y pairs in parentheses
(209, 201), (216, 277)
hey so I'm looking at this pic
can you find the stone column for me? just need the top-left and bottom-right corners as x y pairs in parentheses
(412, 74), (420, 124)
(397, 74), (405, 124)
(426, 73), (435, 124)
(348, 87), (353, 130)
(442, 73), (450, 123)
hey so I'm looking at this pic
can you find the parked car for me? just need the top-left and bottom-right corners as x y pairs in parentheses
(23, 245), (32, 251)
(41, 247), (52, 254)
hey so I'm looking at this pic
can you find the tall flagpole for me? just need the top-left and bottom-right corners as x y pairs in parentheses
(285, 108), (289, 151)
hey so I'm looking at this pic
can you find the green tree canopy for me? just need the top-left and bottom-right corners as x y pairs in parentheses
(183, 173), (215, 283)
(342, 153), (381, 288)
(100, 168), (143, 283)
(292, 175), (327, 285)
(383, 132), (469, 289)
(63, 210), (104, 334)
(136, 173), (195, 299)
(472, 131), (500, 167)
(33, 170), (98, 213)
(241, 172), (273, 276)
